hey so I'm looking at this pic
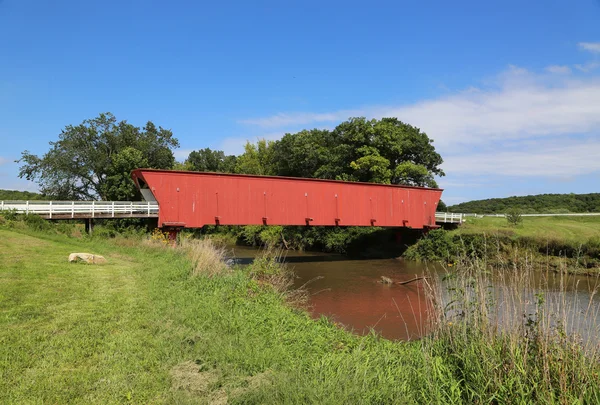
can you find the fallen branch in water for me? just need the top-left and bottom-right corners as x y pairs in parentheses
(379, 275), (429, 285)
(396, 276), (429, 285)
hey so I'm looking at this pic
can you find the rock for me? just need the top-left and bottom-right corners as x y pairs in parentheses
(380, 276), (393, 284)
(68, 253), (107, 264)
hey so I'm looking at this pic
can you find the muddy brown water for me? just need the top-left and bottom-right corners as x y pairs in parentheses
(228, 246), (600, 342)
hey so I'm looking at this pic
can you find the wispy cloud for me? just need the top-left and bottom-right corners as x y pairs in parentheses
(442, 139), (600, 177)
(579, 42), (600, 54)
(574, 62), (600, 73)
(239, 111), (361, 129)
(0, 157), (9, 166)
(545, 65), (571, 74)
(240, 68), (600, 152)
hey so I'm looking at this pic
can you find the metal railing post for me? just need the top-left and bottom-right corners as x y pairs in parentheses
(130, 202), (133, 215)
(49, 201), (52, 219)
(92, 201), (95, 218)
(26, 201), (29, 215)
(112, 201), (115, 218)
(71, 201), (75, 218)
(1, 201), (3, 212)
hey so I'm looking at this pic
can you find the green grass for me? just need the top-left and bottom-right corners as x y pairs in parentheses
(0, 227), (424, 403)
(2, 224), (600, 404)
(0, 230), (192, 403)
(458, 215), (600, 244)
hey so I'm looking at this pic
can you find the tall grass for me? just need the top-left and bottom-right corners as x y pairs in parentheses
(180, 237), (230, 277)
(421, 249), (600, 403)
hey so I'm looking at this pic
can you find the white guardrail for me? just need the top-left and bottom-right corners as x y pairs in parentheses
(434, 212), (464, 223)
(461, 213), (600, 218)
(0, 201), (159, 218)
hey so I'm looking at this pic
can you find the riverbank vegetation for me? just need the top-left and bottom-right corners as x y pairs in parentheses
(2, 216), (600, 403)
(405, 216), (600, 273)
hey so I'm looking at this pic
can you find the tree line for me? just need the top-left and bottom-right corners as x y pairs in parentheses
(448, 193), (600, 214)
(0, 189), (45, 201)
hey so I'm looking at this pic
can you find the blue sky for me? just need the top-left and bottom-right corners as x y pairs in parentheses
(1, 0), (599, 204)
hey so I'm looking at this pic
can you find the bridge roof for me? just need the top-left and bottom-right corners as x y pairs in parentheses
(131, 168), (443, 192)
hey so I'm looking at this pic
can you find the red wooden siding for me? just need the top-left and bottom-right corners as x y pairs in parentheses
(131, 169), (443, 229)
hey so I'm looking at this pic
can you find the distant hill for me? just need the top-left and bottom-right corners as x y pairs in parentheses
(0, 189), (45, 201)
(448, 193), (600, 214)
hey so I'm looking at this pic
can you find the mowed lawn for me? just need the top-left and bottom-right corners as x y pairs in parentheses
(0, 229), (195, 404)
(457, 215), (600, 243)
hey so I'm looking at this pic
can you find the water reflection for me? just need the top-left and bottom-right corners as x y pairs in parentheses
(228, 245), (600, 342)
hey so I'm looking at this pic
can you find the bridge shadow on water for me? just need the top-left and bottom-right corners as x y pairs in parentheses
(225, 227), (427, 265)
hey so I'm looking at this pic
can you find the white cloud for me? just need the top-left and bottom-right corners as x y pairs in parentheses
(0, 157), (9, 166)
(241, 69), (600, 152)
(442, 140), (600, 177)
(545, 65), (571, 74)
(578, 42), (600, 54)
(173, 149), (194, 162)
(574, 62), (600, 73)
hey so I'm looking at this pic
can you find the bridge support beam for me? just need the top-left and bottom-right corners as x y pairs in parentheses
(85, 218), (94, 235)
(162, 226), (182, 246)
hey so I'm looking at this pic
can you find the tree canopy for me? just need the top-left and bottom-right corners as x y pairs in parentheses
(184, 117), (444, 188)
(18, 113), (179, 201)
(184, 148), (237, 173)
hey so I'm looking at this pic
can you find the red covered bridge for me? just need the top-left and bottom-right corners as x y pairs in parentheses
(131, 169), (443, 230)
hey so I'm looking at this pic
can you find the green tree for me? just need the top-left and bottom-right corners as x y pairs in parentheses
(506, 208), (523, 226)
(270, 129), (329, 178)
(185, 148), (237, 173)
(18, 113), (179, 200)
(235, 139), (276, 175)
(268, 117), (444, 187)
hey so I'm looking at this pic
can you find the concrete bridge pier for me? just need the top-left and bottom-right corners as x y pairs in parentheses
(85, 218), (93, 235)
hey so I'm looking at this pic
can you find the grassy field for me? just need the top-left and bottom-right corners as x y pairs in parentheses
(457, 215), (600, 244)
(2, 223), (600, 404)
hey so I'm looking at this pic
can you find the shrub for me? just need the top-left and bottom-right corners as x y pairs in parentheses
(1, 209), (20, 221)
(23, 214), (51, 232)
(505, 208), (523, 226)
(404, 229), (458, 261)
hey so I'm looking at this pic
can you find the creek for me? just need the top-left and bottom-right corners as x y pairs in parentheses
(228, 245), (600, 341)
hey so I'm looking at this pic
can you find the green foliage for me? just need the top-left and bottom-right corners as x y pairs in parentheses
(449, 193), (600, 214)
(267, 117), (444, 186)
(23, 214), (52, 232)
(0, 209), (20, 221)
(185, 148), (237, 173)
(235, 139), (276, 175)
(404, 229), (459, 261)
(18, 112), (179, 200)
(506, 208), (523, 226)
(0, 189), (45, 200)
